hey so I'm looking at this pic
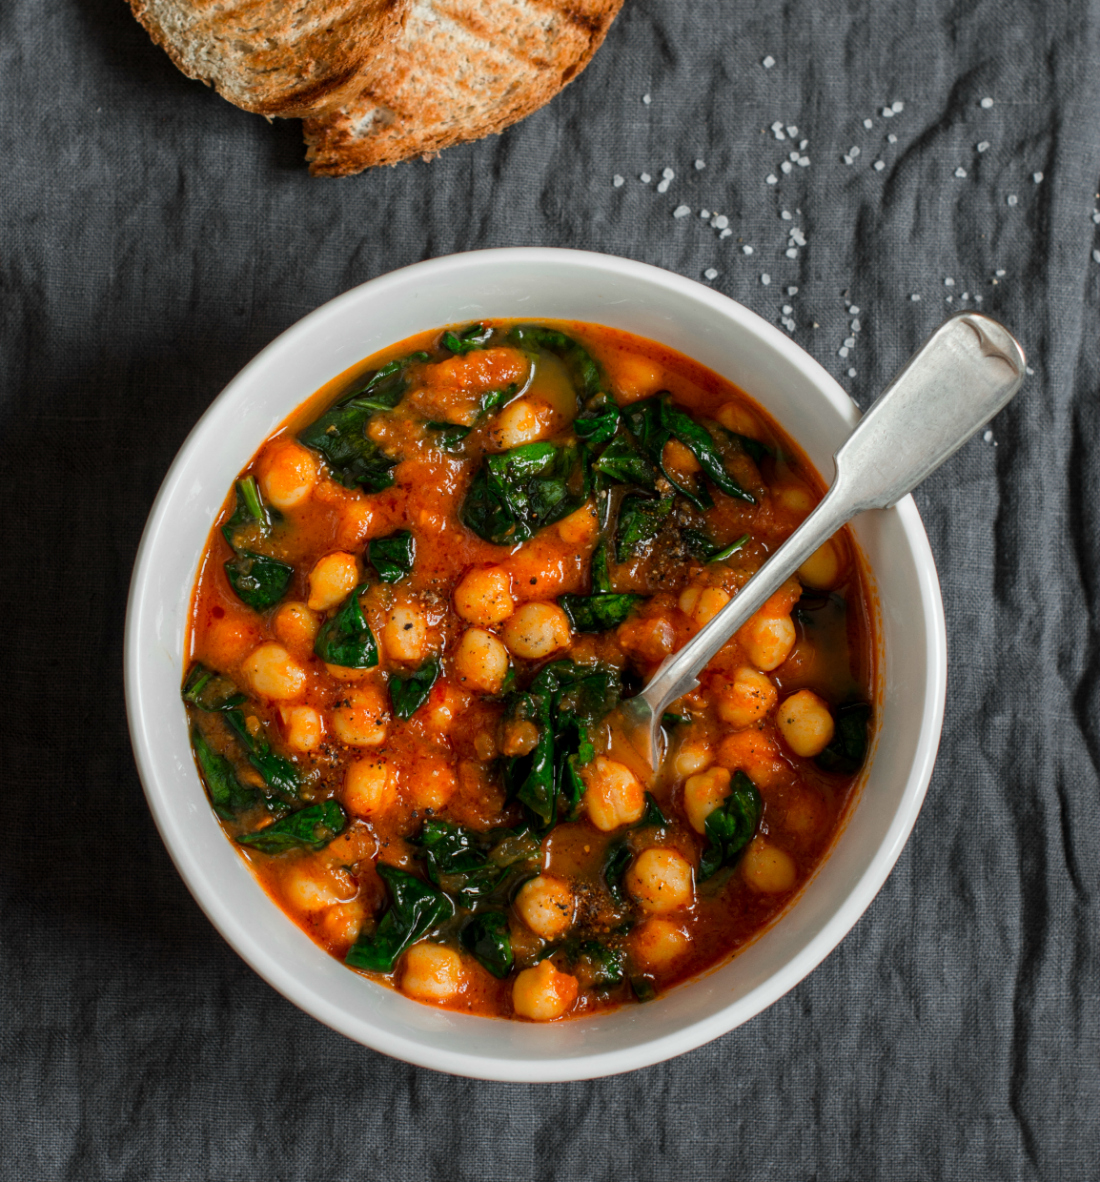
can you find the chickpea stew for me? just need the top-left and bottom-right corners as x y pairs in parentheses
(184, 321), (875, 1022)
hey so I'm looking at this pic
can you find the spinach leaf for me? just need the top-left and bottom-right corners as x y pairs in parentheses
(683, 530), (750, 564)
(443, 322), (493, 355)
(574, 394), (620, 447)
(505, 662), (623, 828)
(641, 793), (670, 827)
(297, 353), (427, 491)
(816, 701), (871, 775)
(725, 431), (774, 466)
(630, 974), (657, 1002)
(222, 476), (274, 548)
(183, 664), (245, 712)
(224, 709), (301, 801)
(560, 593), (642, 633)
(578, 941), (624, 988)
(191, 728), (256, 819)
(602, 839), (633, 903)
(508, 325), (604, 401)
(461, 441), (589, 545)
(314, 584), (378, 669)
(389, 658), (439, 720)
(345, 865), (454, 973)
(460, 911), (514, 978)
(425, 421), (471, 451)
(615, 493), (673, 561)
(368, 530), (415, 583)
(224, 550), (294, 612)
(698, 771), (762, 881)
(237, 799), (346, 854)
(622, 395), (755, 509)
(592, 433), (658, 488)
(413, 818), (539, 908)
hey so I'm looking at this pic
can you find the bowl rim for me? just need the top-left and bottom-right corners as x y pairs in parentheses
(125, 246), (947, 1081)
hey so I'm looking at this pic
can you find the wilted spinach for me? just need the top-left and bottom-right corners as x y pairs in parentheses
(574, 393), (620, 447)
(460, 911), (514, 978)
(442, 322), (493, 355)
(461, 441), (589, 545)
(220, 478), (292, 611)
(345, 865), (454, 973)
(297, 352), (427, 491)
(191, 728), (257, 819)
(615, 493), (673, 561)
(683, 529), (750, 564)
(424, 421), (471, 451)
(508, 325), (604, 401)
(816, 701), (871, 775)
(237, 799), (346, 854)
(602, 840), (633, 903)
(314, 584), (378, 669)
(368, 530), (415, 583)
(389, 658), (439, 720)
(183, 664), (245, 712)
(222, 476), (274, 548)
(592, 432), (657, 488)
(504, 661), (623, 829)
(414, 818), (539, 908)
(560, 540), (644, 632)
(698, 771), (762, 881)
(223, 708), (301, 801)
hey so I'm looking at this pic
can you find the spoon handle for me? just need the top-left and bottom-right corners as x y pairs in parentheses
(632, 312), (1026, 720)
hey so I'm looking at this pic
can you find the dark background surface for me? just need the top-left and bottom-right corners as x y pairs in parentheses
(3, 0), (1099, 1178)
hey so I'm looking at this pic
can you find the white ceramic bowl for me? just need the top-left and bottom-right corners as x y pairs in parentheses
(125, 247), (946, 1082)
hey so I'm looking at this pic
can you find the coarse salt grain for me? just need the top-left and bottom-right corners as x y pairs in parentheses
(720, 228), (733, 238)
(766, 174), (778, 184)
(863, 118), (873, 129)
(888, 134), (897, 144)
(742, 245), (754, 255)
(673, 205), (691, 218)
(850, 146), (861, 157)
(848, 367), (857, 377)
(1033, 171), (1043, 183)
(955, 167), (967, 178)
(642, 94), (652, 105)
(874, 160), (885, 171)
(892, 100), (904, 112)
(781, 209), (792, 220)
(843, 155), (853, 165)
(700, 209), (710, 219)
(962, 292), (970, 299)
(1093, 250), (1100, 264)
(694, 159), (706, 170)
(789, 151), (800, 162)
(983, 429), (994, 443)
(843, 336), (855, 348)
(882, 107), (894, 118)
(714, 215), (729, 229)
(761, 273), (771, 285)
(787, 286), (799, 294)
(848, 305), (860, 315)
(613, 175), (624, 187)
(780, 161), (793, 174)
(763, 55), (776, 68)
(911, 293), (921, 301)
(798, 156), (811, 167)
(791, 229), (806, 246)
(1092, 212), (1100, 224)
(782, 304), (793, 314)
(1007, 194), (1018, 206)
(944, 277), (955, 286)
(946, 295), (953, 302)
(657, 178), (670, 193)
(800, 139), (809, 150)
(995, 269), (1006, 276)
(785, 247), (798, 258)
(838, 346), (850, 357)
(772, 121), (785, 139)
(981, 96), (994, 108)
(640, 172), (651, 183)
(662, 168), (674, 179)
(787, 125), (799, 137)
(977, 141), (990, 152)
(704, 268), (719, 279)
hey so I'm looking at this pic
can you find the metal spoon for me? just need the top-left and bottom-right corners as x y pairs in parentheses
(616, 311), (1027, 769)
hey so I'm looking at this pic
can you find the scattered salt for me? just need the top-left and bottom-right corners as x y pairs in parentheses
(797, 156), (811, 167)
(772, 122), (786, 140)
(848, 367), (857, 377)
(887, 134), (897, 144)
(882, 107), (894, 118)
(980, 96), (994, 108)
(843, 155), (853, 165)
(699, 209), (710, 219)
(955, 167), (968, 178)
(780, 161), (793, 174)
(849, 305), (860, 314)
(852, 319), (861, 331)
(1025, 366), (1034, 375)
(791, 229), (806, 246)
(977, 141), (990, 153)
(782, 305), (793, 315)
(713, 214), (729, 229)
(838, 346), (850, 357)
(911, 293), (921, 301)
(850, 146), (861, 157)
(704, 268), (718, 280)
(662, 167), (674, 180)
(944, 277), (955, 286)
(983, 429), (994, 443)
(842, 336), (855, 349)
(1033, 171), (1044, 183)
(763, 55), (776, 68)
(640, 172), (651, 183)
(720, 228), (733, 238)
(1093, 250), (1100, 264)
(787, 286), (799, 295)
(657, 178), (671, 193)
(1007, 194), (1018, 206)
(787, 125), (799, 137)
(863, 118), (873, 129)
(766, 174), (778, 185)
(785, 247), (799, 258)
(761, 273), (771, 285)
(781, 209), (792, 220)
(799, 139), (809, 150)
(789, 151), (800, 162)
(695, 159), (706, 170)
(891, 100), (905, 113)
(742, 245), (754, 255)
(1092, 212), (1100, 224)
(642, 94), (652, 105)
(672, 205), (691, 219)
(612, 175), (624, 187)
(873, 160), (885, 171)
(946, 295), (953, 303)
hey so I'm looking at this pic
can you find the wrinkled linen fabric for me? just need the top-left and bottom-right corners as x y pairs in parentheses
(2, 0), (1098, 1177)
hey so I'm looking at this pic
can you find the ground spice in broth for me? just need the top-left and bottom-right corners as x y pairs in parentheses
(184, 319), (875, 1021)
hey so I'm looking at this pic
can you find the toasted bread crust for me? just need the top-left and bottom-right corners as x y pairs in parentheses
(128, 0), (411, 118)
(302, 0), (625, 175)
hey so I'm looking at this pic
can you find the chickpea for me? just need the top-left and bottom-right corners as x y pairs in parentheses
(627, 848), (694, 914)
(335, 496), (376, 550)
(679, 584), (731, 629)
(715, 401), (762, 439)
(342, 756), (396, 817)
(715, 728), (787, 788)
(282, 859), (355, 914)
(776, 689), (835, 757)
(401, 942), (465, 1002)
(329, 685), (389, 747)
(428, 346), (529, 391)
(424, 679), (470, 732)
(453, 627), (510, 694)
(682, 766), (731, 834)
(582, 756), (645, 831)
(409, 756), (457, 811)
(491, 397), (556, 450)
(454, 566), (514, 626)
(672, 738), (714, 779)
(661, 438), (702, 480)
(280, 705), (324, 752)
(740, 610), (796, 671)
(514, 875), (575, 940)
(609, 353), (663, 402)
(501, 718), (540, 757)
(272, 601), (320, 653)
(258, 440), (317, 510)
(501, 602), (571, 660)
(511, 959), (579, 1021)
(797, 538), (842, 590)
(716, 666), (778, 729)
(773, 482), (813, 516)
(618, 615), (676, 662)
(318, 900), (366, 947)
(307, 552), (360, 613)
(243, 642), (306, 701)
(383, 598), (429, 663)
(741, 837), (797, 893)
(556, 502), (599, 545)
(201, 613), (262, 669)
(630, 918), (691, 970)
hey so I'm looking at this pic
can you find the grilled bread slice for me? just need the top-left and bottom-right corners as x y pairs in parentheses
(128, 0), (411, 118)
(302, 0), (624, 176)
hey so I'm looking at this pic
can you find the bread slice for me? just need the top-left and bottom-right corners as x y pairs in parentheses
(302, 0), (624, 176)
(128, 0), (411, 118)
